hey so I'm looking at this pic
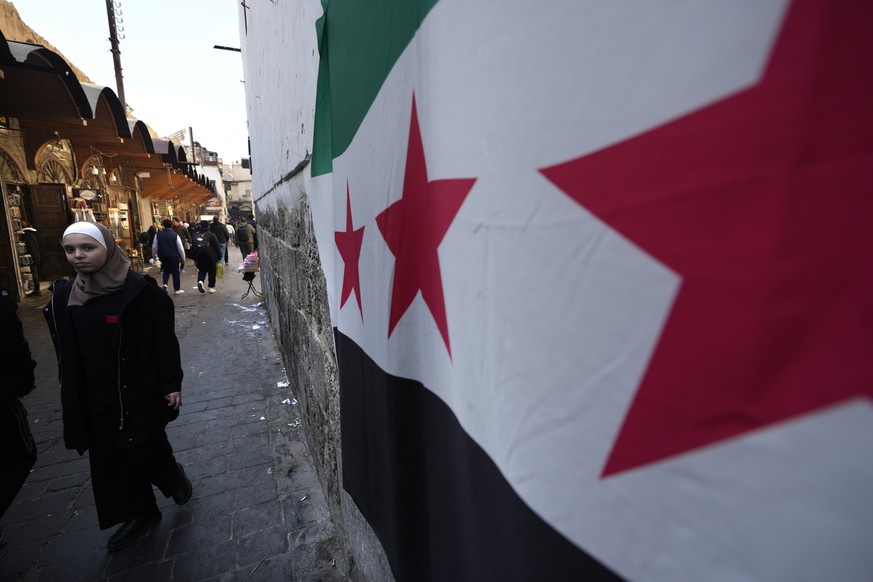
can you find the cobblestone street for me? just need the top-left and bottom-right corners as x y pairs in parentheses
(1, 262), (352, 581)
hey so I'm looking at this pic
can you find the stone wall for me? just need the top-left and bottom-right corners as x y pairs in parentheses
(238, 1), (392, 580)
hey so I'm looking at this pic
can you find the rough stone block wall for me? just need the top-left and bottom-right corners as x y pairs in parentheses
(255, 182), (392, 581)
(239, 1), (394, 576)
(258, 194), (338, 500)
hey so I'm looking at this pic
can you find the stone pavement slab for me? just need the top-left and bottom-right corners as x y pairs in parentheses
(1, 259), (354, 581)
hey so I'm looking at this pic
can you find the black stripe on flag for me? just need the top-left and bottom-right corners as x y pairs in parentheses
(337, 330), (623, 581)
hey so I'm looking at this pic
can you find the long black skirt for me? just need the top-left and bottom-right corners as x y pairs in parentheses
(86, 408), (181, 529)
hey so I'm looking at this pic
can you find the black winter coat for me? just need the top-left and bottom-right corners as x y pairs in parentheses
(0, 285), (36, 400)
(209, 223), (229, 243)
(191, 230), (221, 264)
(44, 272), (182, 454)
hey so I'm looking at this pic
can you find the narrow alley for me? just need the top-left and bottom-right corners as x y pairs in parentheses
(1, 264), (352, 581)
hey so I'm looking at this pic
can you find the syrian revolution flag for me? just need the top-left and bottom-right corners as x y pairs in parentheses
(309, 0), (873, 580)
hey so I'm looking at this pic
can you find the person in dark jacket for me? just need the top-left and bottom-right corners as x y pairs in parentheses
(44, 221), (192, 553)
(191, 221), (221, 294)
(138, 225), (157, 263)
(209, 217), (229, 265)
(171, 217), (192, 257)
(235, 219), (255, 258)
(0, 284), (37, 547)
(151, 219), (186, 294)
(247, 214), (259, 251)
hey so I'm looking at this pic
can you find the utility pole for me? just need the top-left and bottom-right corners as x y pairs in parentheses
(105, 0), (126, 114)
(189, 127), (197, 165)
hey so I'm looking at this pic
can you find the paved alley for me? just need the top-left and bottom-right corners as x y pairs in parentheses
(0, 262), (353, 581)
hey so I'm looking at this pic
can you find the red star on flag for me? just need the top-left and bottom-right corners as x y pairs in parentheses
(541, 0), (873, 476)
(376, 95), (476, 356)
(335, 182), (365, 318)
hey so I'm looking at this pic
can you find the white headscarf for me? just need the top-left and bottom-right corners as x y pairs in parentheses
(62, 221), (107, 249)
(62, 221), (131, 307)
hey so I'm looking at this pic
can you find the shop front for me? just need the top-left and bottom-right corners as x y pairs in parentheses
(0, 29), (216, 299)
(0, 138), (73, 298)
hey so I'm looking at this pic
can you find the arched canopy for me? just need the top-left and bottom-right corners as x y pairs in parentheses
(0, 27), (214, 202)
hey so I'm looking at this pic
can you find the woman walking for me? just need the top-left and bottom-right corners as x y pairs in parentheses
(45, 221), (192, 552)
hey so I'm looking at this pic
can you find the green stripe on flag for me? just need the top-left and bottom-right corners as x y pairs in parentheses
(312, 0), (440, 176)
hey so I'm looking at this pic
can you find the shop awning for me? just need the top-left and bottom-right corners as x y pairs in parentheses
(0, 29), (214, 203)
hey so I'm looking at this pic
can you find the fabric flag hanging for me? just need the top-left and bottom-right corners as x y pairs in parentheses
(310, 0), (873, 580)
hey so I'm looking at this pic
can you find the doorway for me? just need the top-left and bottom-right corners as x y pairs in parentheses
(29, 184), (70, 280)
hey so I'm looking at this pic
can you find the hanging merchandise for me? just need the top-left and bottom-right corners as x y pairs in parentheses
(5, 186), (33, 295)
(70, 198), (97, 223)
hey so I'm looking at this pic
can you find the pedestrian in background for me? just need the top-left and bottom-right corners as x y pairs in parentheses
(235, 219), (255, 258)
(147, 224), (157, 250)
(171, 217), (191, 272)
(0, 284), (37, 547)
(247, 213), (259, 251)
(152, 219), (186, 294)
(138, 225), (157, 263)
(191, 221), (221, 294)
(45, 221), (192, 553)
(209, 216), (229, 266)
(137, 229), (151, 263)
(225, 220), (235, 251)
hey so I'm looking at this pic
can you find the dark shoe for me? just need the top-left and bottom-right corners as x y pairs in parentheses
(107, 507), (161, 552)
(172, 463), (193, 505)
